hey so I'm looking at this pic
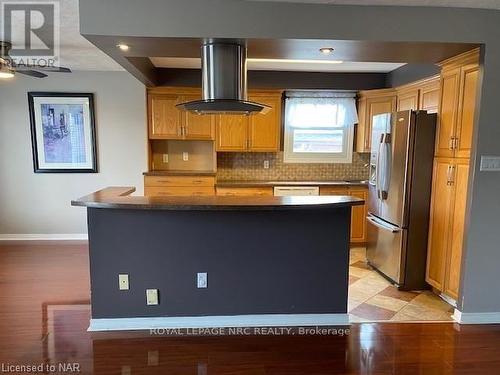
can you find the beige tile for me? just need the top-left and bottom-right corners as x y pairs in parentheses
(348, 298), (364, 311)
(365, 294), (408, 312)
(348, 286), (377, 303)
(410, 291), (454, 312)
(392, 303), (453, 321)
(349, 266), (373, 278)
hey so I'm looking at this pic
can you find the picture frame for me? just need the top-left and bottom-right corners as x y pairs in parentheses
(28, 92), (98, 173)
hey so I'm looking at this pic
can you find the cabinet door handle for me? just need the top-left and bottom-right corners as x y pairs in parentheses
(446, 165), (452, 185)
(450, 165), (456, 186)
(449, 137), (455, 150)
(184, 125), (188, 137)
(454, 137), (459, 150)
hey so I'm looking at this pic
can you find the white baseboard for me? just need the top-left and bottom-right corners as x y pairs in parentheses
(453, 309), (500, 324)
(0, 234), (88, 241)
(88, 313), (350, 331)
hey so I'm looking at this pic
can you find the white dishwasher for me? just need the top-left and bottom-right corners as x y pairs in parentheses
(273, 186), (320, 196)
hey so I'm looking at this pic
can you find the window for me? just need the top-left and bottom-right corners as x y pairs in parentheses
(283, 94), (357, 163)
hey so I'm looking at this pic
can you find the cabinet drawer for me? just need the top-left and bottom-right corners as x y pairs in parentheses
(319, 186), (350, 196)
(144, 176), (215, 187)
(216, 187), (274, 196)
(144, 186), (215, 196)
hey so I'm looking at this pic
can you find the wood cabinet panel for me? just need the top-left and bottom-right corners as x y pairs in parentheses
(397, 90), (419, 111)
(182, 95), (216, 140)
(216, 114), (249, 151)
(319, 187), (350, 196)
(144, 175), (215, 187)
(444, 160), (469, 299)
(349, 189), (368, 243)
(419, 82), (440, 113)
(248, 95), (281, 151)
(455, 65), (479, 159)
(149, 94), (182, 139)
(426, 158), (454, 290)
(356, 91), (397, 152)
(144, 186), (215, 196)
(216, 187), (274, 196)
(436, 69), (460, 157)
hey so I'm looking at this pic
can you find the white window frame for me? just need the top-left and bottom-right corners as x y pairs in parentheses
(283, 94), (355, 164)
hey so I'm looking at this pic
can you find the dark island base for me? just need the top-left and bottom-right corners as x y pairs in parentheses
(88, 206), (351, 329)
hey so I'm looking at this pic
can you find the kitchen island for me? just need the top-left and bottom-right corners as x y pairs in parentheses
(72, 187), (363, 331)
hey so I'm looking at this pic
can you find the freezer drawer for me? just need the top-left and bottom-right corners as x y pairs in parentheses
(366, 215), (407, 285)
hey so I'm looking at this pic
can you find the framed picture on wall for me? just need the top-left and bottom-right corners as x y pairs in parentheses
(28, 92), (98, 173)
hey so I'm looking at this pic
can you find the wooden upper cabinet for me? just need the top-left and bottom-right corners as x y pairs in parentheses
(356, 89), (397, 152)
(149, 94), (183, 139)
(181, 95), (216, 140)
(216, 114), (249, 151)
(247, 95), (282, 152)
(455, 64), (479, 159)
(435, 49), (479, 159)
(426, 158), (454, 291)
(397, 89), (419, 111)
(436, 68), (461, 158)
(419, 79), (440, 113)
(444, 159), (469, 300)
(216, 91), (283, 152)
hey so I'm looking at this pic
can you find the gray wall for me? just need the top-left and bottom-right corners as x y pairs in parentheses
(79, 0), (500, 315)
(0, 72), (147, 235)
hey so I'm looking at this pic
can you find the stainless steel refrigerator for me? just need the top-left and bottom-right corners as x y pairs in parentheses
(367, 110), (436, 290)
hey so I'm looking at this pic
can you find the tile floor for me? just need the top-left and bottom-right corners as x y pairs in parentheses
(349, 247), (454, 322)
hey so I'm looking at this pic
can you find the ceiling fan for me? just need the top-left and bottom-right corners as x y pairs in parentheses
(0, 40), (72, 78)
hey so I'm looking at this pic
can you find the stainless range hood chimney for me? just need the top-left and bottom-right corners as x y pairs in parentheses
(176, 43), (270, 115)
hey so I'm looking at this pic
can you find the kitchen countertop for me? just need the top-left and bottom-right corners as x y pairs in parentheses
(143, 170), (216, 176)
(72, 187), (364, 211)
(215, 180), (369, 187)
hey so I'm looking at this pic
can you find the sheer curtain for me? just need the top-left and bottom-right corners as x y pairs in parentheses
(285, 96), (358, 129)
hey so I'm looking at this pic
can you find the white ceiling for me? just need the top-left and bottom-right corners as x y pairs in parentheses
(0, 0), (122, 71)
(151, 57), (405, 73)
(247, 0), (500, 10)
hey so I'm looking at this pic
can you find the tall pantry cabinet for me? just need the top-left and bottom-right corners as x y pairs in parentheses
(426, 49), (480, 301)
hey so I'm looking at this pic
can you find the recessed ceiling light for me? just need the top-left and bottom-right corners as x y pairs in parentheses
(319, 47), (334, 54)
(116, 43), (130, 52)
(248, 58), (343, 64)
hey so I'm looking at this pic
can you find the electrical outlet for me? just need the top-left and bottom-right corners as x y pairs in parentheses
(197, 272), (208, 288)
(182, 152), (189, 161)
(480, 155), (500, 171)
(162, 154), (169, 163)
(118, 274), (129, 290)
(263, 160), (270, 169)
(146, 289), (159, 305)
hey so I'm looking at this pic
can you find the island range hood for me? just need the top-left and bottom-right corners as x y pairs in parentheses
(176, 43), (270, 115)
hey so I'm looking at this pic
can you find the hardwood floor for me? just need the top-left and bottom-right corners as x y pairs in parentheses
(1, 241), (500, 374)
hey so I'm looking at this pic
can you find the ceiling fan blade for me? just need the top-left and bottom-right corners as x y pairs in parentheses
(14, 64), (71, 73)
(16, 70), (47, 78)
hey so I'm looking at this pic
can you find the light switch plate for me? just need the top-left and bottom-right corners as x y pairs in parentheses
(480, 156), (500, 171)
(162, 154), (169, 163)
(146, 289), (159, 305)
(263, 160), (270, 169)
(197, 272), (208, 288)
(118, 274), (129, 290)
(182, 152), (189, 161)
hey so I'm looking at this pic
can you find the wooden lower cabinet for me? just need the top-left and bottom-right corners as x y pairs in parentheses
(426, 157), (470, 300)
(144, 175), (215, 196)
(216, 187), (273, 196)
(320, 186), (368, 243)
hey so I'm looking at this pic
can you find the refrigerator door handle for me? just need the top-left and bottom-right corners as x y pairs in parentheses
(376, 133), (384, 199)
(367, 215), (401, 233)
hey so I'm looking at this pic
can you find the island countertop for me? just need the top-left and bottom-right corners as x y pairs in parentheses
(72, 187), (364, 211)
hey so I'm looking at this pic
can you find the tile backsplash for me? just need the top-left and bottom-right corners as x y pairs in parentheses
(217, 152), (370, 181)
